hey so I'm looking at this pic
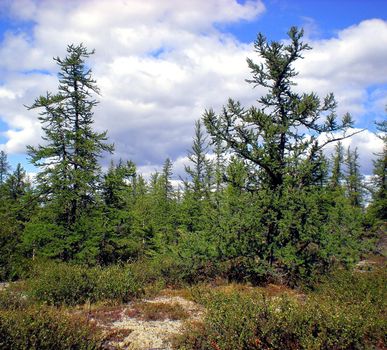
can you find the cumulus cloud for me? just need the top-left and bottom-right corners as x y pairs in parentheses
(295, 19), (387, 120)
(0, 0), (385, 178)
(0, 0), (264, 164)
(321, 129), (384, 175)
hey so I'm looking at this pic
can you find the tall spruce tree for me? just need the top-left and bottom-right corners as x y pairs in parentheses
(204, 28), (355, 192)
(203, 27), (359, 281)
(25, 44), (113, 260)
(162, 158), (174, 202)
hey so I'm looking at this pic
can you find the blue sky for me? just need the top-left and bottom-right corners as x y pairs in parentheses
(228, 0), (387, 42)
(0, 0), (386, 177)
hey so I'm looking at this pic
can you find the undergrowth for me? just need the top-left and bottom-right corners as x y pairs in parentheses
(174, 269), (387, 350)
(0, 304), (102, 350)
(24, 260), (149, 306)
(0, 259), (385, 350)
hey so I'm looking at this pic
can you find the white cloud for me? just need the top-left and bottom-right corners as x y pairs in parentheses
(0, 0), (264, 162)
(295, 19), (387, 121)
(322, 129), (384, 175)
(0, 1), (385, 177)
(0, 87), (16, 99)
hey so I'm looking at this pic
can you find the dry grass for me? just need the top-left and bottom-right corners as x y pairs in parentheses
(363, 255), (386, 267)
(159, 288), (194, 301)
(195, 282), (302, 298)
(212, 282), (256, 295)
(79, 291), (196, 326)
(132, 301), (190, 321)
(87, 305), (126, 324)
(189, 282), (306, 309)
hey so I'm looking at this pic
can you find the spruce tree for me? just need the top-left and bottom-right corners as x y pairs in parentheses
(100, 160), (139, 264)
(5, 164), (29, 200)
(160, 158), (176, 244)
(204, 28), (354, 192)
(0, 164), (35, 280)
(0, 151), (10, 185)
(330, 142), (344, 189)
(146, 160), (177, 252)
(368, 117), (387, 222)
(162, 158), (174, 201)
(184, 120), (211, 198)
(345, 147), (363, 207)
(203, 27), (360, 281)
(182, 120), (212, 232)
(25, 44), (113, 260)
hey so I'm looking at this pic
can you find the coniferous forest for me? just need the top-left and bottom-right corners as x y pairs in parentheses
(0, 28), (386, 350)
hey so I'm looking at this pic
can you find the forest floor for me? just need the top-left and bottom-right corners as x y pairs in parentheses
(81, 283), (305, 350)
(84, 253), (386, 350)
(84, 289), (204, 350)
(1, 238), (385, 350)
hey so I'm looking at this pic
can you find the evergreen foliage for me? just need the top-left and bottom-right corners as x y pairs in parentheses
(99, 160), (141, 264)
(368, 115), (387, 223)
(0, 163), (35, 280)
(181, 120), (212, 233)
(24, 44), (113, 261)
(330, 141), (344, 189)
(345, 147), (363, 207)
(202, 27), (363, 282)
(0, 28), (385, 350)
(0, 151), (10, 185)
(0, 30), (382, 286)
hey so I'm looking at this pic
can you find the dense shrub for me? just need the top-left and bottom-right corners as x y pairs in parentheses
(175, 271), (386, 350)
(92, 264), (142, 303)
(25, 261), (143, 305)
(128, 259), (164, 285)
(0, 306), (102, 350)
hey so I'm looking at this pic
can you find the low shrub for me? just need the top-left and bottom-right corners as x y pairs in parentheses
(25, 261), (143, 306)
(127, 259), (166, 295)
(313, 268), (387, 313)
(0, 306), (102, 350)
(92, 264), (142, 303)
(150, 253), (230, 287)
(175, 271), (387, 350)
(0, 288), (30, 311)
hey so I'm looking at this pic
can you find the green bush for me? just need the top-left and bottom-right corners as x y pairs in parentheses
(0, 306), (102, 350)
(25, 261), (143, 305)
(175, 272), (387, 350)
(127, 259), (166, 296)
(128, 259), (164, 285)
(150, 251), (229, 286)
(92, 264), (142, 302)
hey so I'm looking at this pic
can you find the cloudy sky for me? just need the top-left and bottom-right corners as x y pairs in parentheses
(0, 0), (386, 178)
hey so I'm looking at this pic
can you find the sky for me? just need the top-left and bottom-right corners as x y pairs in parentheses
(0, 0), (386, 179)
